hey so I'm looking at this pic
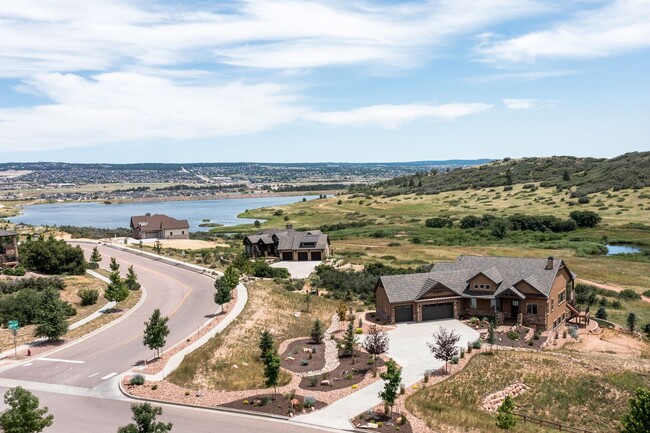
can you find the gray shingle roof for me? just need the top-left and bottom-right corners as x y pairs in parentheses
(378, 256), (570, 304)
(0, 230), (17, 237)
(245, 229), (329, 251)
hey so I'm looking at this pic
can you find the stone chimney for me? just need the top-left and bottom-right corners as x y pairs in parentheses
(545, 256), (554, 270)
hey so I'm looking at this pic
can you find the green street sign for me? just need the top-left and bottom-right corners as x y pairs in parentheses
(8, 320), (19, 330)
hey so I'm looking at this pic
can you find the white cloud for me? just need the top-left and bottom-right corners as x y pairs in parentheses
(305, 102), (493, 128)
(0, 72), (305, 152)
(502, 98), (558, 110)
(479, 0), (650, 63)
(464, 70), (581, 83)
(0, 0), (547, 76)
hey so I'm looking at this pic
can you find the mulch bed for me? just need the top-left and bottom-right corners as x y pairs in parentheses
(221, 393), (326, 417)
(494, 326), (546, 349)
(352, 410), (413, 433)
(299, 349), (384, 391)
(280, 338), (326, 373)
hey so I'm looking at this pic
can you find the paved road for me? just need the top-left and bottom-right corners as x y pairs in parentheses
(0, 243), (218, 388)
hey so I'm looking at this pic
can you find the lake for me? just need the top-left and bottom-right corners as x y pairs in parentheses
(606, 244), (642, 255)
(8, 196), (317, 232)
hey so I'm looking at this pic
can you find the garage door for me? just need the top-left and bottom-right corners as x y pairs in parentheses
(311, 251), (322, 261)
(422, 303), (454, 321)
(297, 252), (309, 261)
(282, 252), (293, 261)
(394, 305), (413, 323)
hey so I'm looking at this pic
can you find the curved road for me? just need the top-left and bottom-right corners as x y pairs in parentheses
(0, 243), (333, 433)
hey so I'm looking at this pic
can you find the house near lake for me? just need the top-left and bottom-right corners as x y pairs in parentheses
(0, 230), (19, 268)
(130, 214), (190, 240)
(375, 255), (585, 331)
(243, 225), (331, 261)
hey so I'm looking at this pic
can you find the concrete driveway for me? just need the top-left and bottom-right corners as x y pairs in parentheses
(271, 261), (321, 279)
(292, 319), (480, 431)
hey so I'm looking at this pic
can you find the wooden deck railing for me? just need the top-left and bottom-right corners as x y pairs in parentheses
(515, 413), (597, 433)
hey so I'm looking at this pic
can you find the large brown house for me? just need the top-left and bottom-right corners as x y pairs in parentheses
(130, 214), (190, 240)
(375, 255), (577, 331)
(0, 230), (18, 268)
(243, 226), (330, 261)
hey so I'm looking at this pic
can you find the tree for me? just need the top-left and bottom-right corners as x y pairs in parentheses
(378, 359), (401, 415)
(18, 236), (87, 275)
(105, 270), (130, 304)
(221, 266), (240, 290)
(311, 319), (324, 344)
(259, 329), (274, 359)
(341, 321), (358, 357)
(496, 395), (518, 430)
(254, 220), (261, 228)
(627, 312), (637, 333)
(117, 403), (173, 433)
(490, 218), (508, 239)
(90, 246), (102, 265)
(505, 169), (513, 185)
(569, 210), (601, 228)
(125, 265), (141, 290)
(303, 293), (311, 313)
(620, 387), (650, 433)
(213, 277), (232, 308)
(428, 327), (461, 374)
(363, 324), (389, 372)
(263, 349), (281, 397)
(0, 386), (53, 433)
(152, 241), (162, 254)
(596, 306), (608, 320)
(110, 257), (120, 272)
(143, 309), (170, 358)
(336, 302), (348, 322)
(34, 289), (69, 340)
(487, 322), (496, 349)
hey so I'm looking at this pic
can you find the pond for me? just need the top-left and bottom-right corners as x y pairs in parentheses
(605, 244), (642, 256)
(8, 195), (317, 232)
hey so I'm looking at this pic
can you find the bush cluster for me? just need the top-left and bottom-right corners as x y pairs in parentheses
(0, 289), (75, 326)
(19, 236), (87, 275)
(0, 276), (66, 294)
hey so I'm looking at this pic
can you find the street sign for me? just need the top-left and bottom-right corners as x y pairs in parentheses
(8, 320), (19, 330)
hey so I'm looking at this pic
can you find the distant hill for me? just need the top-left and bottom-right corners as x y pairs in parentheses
(353, 152), (650, 197)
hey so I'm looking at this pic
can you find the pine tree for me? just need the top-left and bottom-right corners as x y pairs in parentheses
(34, 289), (69, 341)
(311, 319), (324, 344)
(487, 322), (496, 348)
(105, 270), (130, 304)
(336, 302), (348, 321)
(117, 403), (173, 433)
(341, 321), (358, 357)
(378, 359), (401, 415)
(496, 395), (518, 429)
(596, 306), (608, 320)
(259, 330), (274, 359)
(125, 265), (141, 290)
(110, 257), (120, 272)
(143, 309), (170, 358)
(90, 246), (102, 265)
(0, 387), (54, 433)
(627, 312), (637, 333)
(213, 277), (232, 308)
(620, 387), (650, 433)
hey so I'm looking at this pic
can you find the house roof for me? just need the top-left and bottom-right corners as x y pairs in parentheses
(0, 230), (17, 237)
(244, 228), (329, 251)
(130, 214), (189, 232)
(378, 256), (571, 304)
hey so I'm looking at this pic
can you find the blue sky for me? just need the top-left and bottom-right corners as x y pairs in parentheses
(0, 0), (649, 163)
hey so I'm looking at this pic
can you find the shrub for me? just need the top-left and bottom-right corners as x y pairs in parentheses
(345, 373), (353, 380)
(129, 374), (145, 386)
(612, 300), (623, 309)
(451, 356), (459, 364)
(577, 196), (591, 204)
(151, 384), (158, 390)
(309, 376), (318, 387)
(468, 317), (480, 325)
(619, 289), (642, 301)
(643, 290), (650, 298)
(399, 384), (406, 395)
(460, 347), (465, 358)
(78, 289), (99, 306)
(355, 328), (363, 335)
(301, 360), (309, 366)
(569, 210), (601, 227)
(596, 306), (608, 320)
(569, 326), (579, 339)
(425, 217), (452, 228)
(303, 396), (316, 408)
(423, 373), (429, 383)
(243, 399), (249, 405)
(387, 242), (401, 247)
(471, 340), (482, 349)
(506, 330), (519, 340)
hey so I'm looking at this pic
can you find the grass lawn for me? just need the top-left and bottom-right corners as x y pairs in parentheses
(406, 335), (650, 433)
(168, 279), (339, 391)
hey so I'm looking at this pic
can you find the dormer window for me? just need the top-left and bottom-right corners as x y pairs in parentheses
(473, 284), (478, 289)
(479, 284), (484, 289)
(486, 284), (491, 290)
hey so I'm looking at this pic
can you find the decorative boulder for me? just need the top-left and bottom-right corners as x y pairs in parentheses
(321, 380), (331, 386)
(303, 348), (312, 353)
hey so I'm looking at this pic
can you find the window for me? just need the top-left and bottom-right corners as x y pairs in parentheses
(470, 298), (477, 309)
(170, 232), (173, 236)
(480, 284), (485, 289)
(527, 304), (538, 315)
(182, 231), (185, 235)
(558, 290), (566, 305)
(512, 300), (519, 307)
(490, 299), (501, 310)
(486, 284), (491, 290)
(473, 283), (478, 289)
(551, 299), (554, 312)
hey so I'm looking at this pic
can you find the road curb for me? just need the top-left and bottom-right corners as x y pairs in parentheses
(118, 379), (290, 421)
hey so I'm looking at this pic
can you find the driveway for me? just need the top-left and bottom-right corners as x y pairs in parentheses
(292, 319), (480, 431)
(271, 261), (321, 279)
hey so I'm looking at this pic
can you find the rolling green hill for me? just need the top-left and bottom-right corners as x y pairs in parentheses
(354, 151), (650, 197)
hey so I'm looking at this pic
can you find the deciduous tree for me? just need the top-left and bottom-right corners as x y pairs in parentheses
(117, 403), (173, 433)
(620, 387), (650, 433)
(428, 327), (461, 374)
(221, 266), (240, 290)
(213, 277), (232, 308)
(378, 359), (401, 415)
(143, 309), (170, 359)
(0, 386), (53, 433)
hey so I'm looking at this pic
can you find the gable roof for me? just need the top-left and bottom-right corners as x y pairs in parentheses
(130, 214), (189, 232)
(244, 228), (329, 251)
(377, 256), (572, 304)
(0, 230), (17, 237)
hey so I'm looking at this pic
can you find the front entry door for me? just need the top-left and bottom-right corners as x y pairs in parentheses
(511, 300), (519, 318)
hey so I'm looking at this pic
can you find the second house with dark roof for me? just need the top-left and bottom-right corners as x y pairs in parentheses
(130, 214), (190, 240)
(243, 225), (331, 261)
(375, 255), (577, 331)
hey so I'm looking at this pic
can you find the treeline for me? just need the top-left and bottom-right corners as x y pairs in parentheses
(353, 151), (650, 197)
(58, 226), (132, 239)
(311, 262), (432, 303)
(274, 183), (352, 192)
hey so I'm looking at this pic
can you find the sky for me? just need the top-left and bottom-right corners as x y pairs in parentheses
(0, 0), (649, 163)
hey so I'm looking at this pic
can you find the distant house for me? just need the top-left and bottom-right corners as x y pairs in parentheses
(130, 214), (190, 240)
(375, 255), (578, 331)
(0, 230), (19, 268)
(243, 225), (331, 261)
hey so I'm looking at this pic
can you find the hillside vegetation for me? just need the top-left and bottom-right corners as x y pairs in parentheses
(354, 152), (650, 197)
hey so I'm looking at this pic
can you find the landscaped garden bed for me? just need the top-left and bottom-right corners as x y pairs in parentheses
(353, 409), (413, 433)
(299, 349), (384, 391)
(281, 338), (326, 373)
(221, 393), (326, 417)
(493, 325), (546, 350)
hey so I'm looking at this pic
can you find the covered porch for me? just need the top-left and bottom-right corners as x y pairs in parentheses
(0, 230), (19, 268)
